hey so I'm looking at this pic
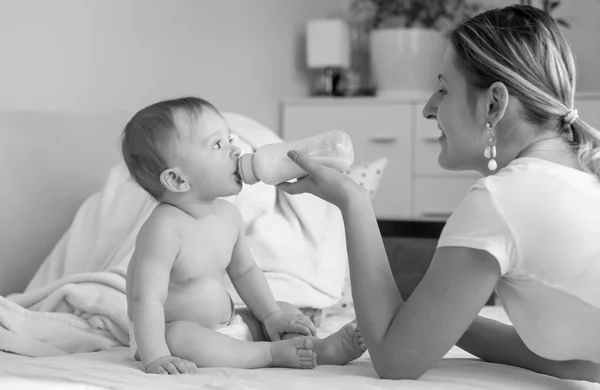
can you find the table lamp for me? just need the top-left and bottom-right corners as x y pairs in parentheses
(306, 18), (350, 96)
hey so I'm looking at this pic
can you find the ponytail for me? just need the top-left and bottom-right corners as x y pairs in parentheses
(571, 119), (600, 180)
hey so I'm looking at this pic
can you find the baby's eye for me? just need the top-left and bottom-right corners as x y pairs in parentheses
(213, 140), (222, 149)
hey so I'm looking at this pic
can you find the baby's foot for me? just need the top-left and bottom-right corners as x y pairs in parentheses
(270, 337), (317, 369)
(316, 319), (367, 365)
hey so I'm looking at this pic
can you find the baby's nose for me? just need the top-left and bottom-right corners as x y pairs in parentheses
(231, 146), (241, 159)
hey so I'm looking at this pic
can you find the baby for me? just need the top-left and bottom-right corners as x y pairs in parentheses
(122, 97), (366, 374)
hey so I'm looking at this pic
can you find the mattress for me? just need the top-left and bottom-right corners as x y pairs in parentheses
(1, 306), (597, 390)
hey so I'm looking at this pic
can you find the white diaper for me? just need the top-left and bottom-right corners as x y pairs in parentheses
(213, 313), (254, 341)
(129, 313), (253, 355)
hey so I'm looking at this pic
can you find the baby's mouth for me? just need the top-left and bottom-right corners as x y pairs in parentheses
(233, 167), (242, 183)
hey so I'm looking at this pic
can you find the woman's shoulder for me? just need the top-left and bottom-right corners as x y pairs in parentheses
(473, 157), (600, 195)
(461, 157), (600, 236)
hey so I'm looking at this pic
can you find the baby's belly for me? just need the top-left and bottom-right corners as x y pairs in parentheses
(164, 280), (232, 330)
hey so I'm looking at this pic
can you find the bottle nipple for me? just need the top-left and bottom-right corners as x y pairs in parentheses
(238, 154), (259, 185)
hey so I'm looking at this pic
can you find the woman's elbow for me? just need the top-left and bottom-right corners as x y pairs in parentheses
(371, 351), (429, 380)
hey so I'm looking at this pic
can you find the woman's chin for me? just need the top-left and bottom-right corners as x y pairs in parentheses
(437, 145), (451, 169)
(437, 151), (459, 171)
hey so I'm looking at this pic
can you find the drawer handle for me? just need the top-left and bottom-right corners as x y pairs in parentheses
(369, 135), (398, 143)
(419, 212), (452, 220)
(423, 136), (440, 143)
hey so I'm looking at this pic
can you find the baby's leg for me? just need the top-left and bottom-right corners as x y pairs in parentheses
(238, 302), (367, 365)
(165, 320), (316, 369)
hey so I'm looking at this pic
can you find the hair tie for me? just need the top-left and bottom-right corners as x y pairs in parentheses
(564, 109), (578, 125)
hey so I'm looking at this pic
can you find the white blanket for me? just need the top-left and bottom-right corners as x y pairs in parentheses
(0, 112), (348, 357)
(0, 269), (128, 356)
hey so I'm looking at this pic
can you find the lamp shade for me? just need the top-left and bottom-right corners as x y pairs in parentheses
(306, 19), (350, 69)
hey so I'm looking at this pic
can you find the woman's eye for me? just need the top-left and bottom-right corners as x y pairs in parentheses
(213, 141), (222, 149)
(228, 137), (234, 143)
(438, 89), (446, 96)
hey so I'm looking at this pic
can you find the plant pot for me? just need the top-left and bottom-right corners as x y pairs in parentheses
(370, 28), (446, 98)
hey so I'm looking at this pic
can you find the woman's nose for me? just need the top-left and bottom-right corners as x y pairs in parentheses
(422, 93), (438, 120)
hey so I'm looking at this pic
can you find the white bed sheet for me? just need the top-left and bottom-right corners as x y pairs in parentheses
(0, 306), (598, 390)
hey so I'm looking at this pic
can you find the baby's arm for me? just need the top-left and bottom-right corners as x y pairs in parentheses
(131, 212), (179, 369)
(226, 208), (280, 322)
(226, 206), (315, 339)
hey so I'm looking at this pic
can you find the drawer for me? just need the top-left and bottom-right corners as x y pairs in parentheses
(282, 103), (413, 219)
(413, 104), (480, 178)
(413, 177), (479, 220)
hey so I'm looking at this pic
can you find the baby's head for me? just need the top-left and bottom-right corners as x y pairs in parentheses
(121, 97), (242, 202)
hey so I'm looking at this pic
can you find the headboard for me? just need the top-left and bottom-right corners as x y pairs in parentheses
(0, 111), (132, 295)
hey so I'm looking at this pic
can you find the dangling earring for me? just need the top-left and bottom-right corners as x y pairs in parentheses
(484, 122), (497, 171)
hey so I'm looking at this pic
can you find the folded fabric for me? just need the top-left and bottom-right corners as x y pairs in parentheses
(0, 269), (127, 356)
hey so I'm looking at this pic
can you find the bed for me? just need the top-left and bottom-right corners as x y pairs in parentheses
(1, 111), (598, 390)
(2, 306), (597, 390)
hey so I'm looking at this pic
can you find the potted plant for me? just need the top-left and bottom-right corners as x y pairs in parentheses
(351, 0), (481, 97)
(520, 0), (569, 27)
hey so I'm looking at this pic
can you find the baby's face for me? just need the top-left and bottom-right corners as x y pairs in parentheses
(176, 109), (242, 200)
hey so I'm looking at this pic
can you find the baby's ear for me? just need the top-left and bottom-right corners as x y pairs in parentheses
(160, 168), (190, 193)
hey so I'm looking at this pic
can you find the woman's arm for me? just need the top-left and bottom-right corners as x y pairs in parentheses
(278, 151), (500, 379)
(278, 151), (599, 382)
(459, 315), (600, 382)
(340, 194), (501, 379)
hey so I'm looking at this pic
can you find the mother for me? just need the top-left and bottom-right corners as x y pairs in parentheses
(279, 4), (600, 382)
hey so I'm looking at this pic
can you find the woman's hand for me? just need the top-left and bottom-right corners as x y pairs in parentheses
(277, 150), (368, 210)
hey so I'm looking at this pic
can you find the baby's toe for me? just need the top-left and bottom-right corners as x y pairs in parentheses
(346, 321), (358, 333)
(296, 337), (314, 350)
(299, 353), (317, 369)
(297, 348), (313, 357)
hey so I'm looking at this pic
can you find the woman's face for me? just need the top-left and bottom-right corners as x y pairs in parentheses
(422, 46), (488, 174)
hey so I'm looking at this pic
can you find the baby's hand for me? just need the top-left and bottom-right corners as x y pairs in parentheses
(263, 311), (317, 341)
(145, 355), (197, 375)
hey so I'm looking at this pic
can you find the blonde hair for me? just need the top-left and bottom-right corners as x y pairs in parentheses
(450, 5), (600, 179)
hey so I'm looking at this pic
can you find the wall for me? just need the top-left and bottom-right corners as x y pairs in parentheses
(0, 0), (348, 130)
(0, 0), (347, 295)
(488, 0), (600, 91)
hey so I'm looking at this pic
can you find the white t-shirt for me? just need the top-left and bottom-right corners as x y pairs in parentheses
(438, 157), (600, 363)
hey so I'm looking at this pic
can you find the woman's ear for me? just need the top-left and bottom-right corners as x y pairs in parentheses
(485, 81), (509, 126)
(160, 168), (190, 193)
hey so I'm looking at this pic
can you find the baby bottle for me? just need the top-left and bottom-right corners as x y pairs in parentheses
(237, 130), (354, 185)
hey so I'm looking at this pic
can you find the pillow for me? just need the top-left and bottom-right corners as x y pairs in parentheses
(344, 157), (388, 199)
